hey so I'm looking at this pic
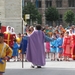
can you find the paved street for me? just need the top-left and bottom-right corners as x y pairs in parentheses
(4, 59), (75, 75)
(6, 59), (75, 69)
(4, 68), (75, 75)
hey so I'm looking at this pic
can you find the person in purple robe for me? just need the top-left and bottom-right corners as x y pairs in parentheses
(26, 25), (52, 68)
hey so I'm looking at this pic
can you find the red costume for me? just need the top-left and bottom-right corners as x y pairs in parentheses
(46, 42), (50, 52)
(63, 36), (71, 57)
(4, 32), (14, 48)
(1, 26), (6, 33)
(70, 35), (75, 60)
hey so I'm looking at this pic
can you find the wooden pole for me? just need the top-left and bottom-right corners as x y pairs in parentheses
(0, 22), (1, 33)
(22, 52), (24, 68)
(22, 19), (24, 68)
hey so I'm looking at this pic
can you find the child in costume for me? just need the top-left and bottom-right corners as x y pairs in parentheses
(0, 33), (13, 75)
(12, 39), (19, 61)
(50, 33), (57, 61)
(56, 33), (63, 61)
(46, 42), (50, 58)
(63, 32), (71, 61)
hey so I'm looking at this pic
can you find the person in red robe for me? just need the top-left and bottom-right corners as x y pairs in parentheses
(11, 27), (16, 40)
(1, 26), (6, 33)
(3, 26), (14, 61)
(70, 35), (75, 60)
(63, 32), (71, 61)
(4, 26), (14, 48)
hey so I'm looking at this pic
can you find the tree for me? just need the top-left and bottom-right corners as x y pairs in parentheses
(63, 10), (75, 26)
(22, 1), (42, 25)
(45, 7), (59, 25)
(72, 14), (75, 24)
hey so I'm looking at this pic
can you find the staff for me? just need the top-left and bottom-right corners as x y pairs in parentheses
(0, 22), (1, 33)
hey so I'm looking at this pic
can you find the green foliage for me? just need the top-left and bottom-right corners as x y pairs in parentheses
(22, 1), (42, 24)
(72, 14), (75, 24)
(63, 10), (75, 25)
(37, 13), (42, 24)
(45, 7), (59, 22)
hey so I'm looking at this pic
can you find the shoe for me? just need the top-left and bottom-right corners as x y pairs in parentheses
(17, 60), (20, 62)
(31, 65), (35, 68)
(57, 59), (59, 61)
(25, 60), (27, 62)
(51, 59), (53, 61)
(60, 59), (62, 61)
(37, 66), (41, 68)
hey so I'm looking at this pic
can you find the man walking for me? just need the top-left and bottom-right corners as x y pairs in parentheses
(26, 25), (52, 68)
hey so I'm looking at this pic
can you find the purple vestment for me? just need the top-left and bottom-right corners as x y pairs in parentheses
(26, 30), (45, 66)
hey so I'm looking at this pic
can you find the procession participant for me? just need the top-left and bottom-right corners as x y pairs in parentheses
(71, 25), (75, 33)
(47, 26), (53, 37)
(46, 42), (50, 59)
(70, 34), (75, 60)
(12, 39), (19, 61)
(6, 26), (12, 33)
(27, 26), (34, 36)
(4, 26), (14, 48)
(45, 25), (50, 36)
(4, 26), (14, 61)
(63, 32), (71, 61)
(16, 33), (22, 61)
(59, 25), (66, 33)
(27, 29), (32, 36)
(26, 25), (53, 68)
(45, 27), (52, 59)
(24, 25), (29, 33)
(55, 26), (59, 30)
(69, 29), (73, 36)
(19, 33), (28, 61)
(45, 25), (49, 33)
(11, 27), (17, 53)
(56, 33), (63, 61)
(11, 27), (16, 39)
(0, 33), (12, 75)
(42, 28), (47, 58)
(50, 33), (57, 61)
(29, 26), (34, 32)
(55, 30), (60, 38)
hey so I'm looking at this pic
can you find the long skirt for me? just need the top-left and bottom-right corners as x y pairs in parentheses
(46, 42), (50, 53)
(63, 45), (71, 57)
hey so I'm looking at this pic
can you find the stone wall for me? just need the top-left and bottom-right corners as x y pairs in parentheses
(0, 0), (5, 19)
(0, 0), (23, 34)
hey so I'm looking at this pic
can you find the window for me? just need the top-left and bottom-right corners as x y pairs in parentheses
(22, 0), (24, 7)
(45, 0), (52, 8)
(24, 1), (27, 6)
(38, 1), (41, 8)
(68, 0), (75, 7)
(56, 0), (62, 7)
(35, 0), (41, 8)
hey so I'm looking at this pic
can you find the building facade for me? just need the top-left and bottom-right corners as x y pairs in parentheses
(0, 0), (22, 33)
(23, 0), (75, 26)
